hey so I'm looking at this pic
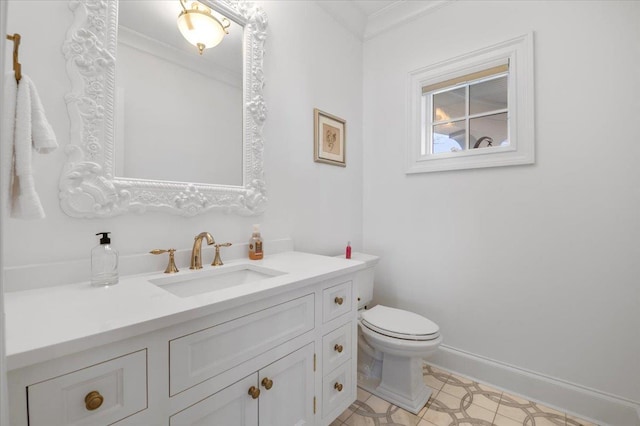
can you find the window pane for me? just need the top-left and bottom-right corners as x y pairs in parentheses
(470, 76), (507, 115)
(433, 87), (465, 122)
(470, 113), (508, 149)
(433, 120), (465, 154)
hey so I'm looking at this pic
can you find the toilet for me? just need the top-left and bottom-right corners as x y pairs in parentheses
(348, 253), (442, 414)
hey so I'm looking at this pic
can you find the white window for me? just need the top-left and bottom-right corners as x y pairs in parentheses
(407, 33), (534, 173)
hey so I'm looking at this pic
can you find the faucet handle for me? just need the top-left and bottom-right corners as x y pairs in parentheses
(150, 249), (179, 274)
(212, 243), (232, 266)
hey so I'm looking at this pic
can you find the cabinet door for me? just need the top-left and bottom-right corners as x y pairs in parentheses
(170, 374), (258, 426)
(258, 343), (315, 426)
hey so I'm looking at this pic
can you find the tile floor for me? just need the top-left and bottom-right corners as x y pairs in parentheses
(332, 364), (598, 426)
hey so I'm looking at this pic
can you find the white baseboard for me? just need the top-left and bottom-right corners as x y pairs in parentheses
(429, 345), (640, 426)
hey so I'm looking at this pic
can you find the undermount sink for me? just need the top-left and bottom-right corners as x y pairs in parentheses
(149, 264), (286, 298)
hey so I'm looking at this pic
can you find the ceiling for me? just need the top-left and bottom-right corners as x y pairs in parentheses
(315, 0), (450, 40)
(351, 0), (400, 17)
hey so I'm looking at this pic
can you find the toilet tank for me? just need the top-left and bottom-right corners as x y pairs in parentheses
(335, 252), (379, 309)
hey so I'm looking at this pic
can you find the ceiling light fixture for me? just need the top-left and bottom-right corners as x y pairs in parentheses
(177, 0), (230, 55)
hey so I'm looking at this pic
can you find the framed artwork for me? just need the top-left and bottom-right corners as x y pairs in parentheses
(314, 108), (346, 167)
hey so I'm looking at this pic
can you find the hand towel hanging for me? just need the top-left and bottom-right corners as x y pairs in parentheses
(3, 74), (58, 219)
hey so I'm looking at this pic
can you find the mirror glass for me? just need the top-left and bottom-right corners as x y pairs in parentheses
(116, 1), (243, 185)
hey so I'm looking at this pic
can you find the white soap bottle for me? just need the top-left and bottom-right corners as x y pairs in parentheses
(91, 232), (119, 286)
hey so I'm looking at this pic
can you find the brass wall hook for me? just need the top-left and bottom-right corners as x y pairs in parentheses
(150, 249), (179, 274)
(6, 33), (22, 83)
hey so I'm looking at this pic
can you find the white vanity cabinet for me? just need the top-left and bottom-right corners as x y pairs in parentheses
(6, 254), (362, 426)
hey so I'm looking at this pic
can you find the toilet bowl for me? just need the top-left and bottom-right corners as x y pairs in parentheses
(339, 253), (442, 414)
(359, 305), (442, 414)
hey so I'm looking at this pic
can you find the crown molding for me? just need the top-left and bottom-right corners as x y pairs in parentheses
(314, 0), (368, 40)
(364, 0), (453, 40)
(314, 0), (454, 41)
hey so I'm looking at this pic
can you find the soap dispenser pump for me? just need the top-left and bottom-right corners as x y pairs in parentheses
(91, 232), (119, 286)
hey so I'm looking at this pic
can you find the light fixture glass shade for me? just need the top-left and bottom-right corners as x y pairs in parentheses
(177, 3), (227, 55)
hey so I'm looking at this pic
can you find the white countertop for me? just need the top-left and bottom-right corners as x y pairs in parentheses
(4, 251), (365, 371)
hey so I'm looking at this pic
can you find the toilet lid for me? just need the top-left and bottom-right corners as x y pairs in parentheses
(361, 305), (440, 341)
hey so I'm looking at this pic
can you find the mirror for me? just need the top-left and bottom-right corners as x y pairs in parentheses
(60, 0), (267, 217)
(116, 1), (243, 185)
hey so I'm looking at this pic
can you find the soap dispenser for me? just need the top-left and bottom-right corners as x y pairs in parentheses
(248, 224), (263, 260)
(91, 232), (119, 286)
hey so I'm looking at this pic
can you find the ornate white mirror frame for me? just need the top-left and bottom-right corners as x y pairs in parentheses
(60, 0), (267, 217)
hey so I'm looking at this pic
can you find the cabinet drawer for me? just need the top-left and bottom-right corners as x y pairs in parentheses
(27, 349), (147, 426)
(322, 323), (352, 374)
(322, 359), (352, 417)
(322, 281), (352, 323)
(170, 294), (314, 395)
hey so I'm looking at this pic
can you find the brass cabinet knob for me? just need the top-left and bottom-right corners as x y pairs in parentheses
(334, 344), (344, 353)
(334, 296), (344, 305)
(334, 382), (343, 392)
(248, 386), (260, 399)
(261, 377), (273, 390)
(84, 391), (104, 411)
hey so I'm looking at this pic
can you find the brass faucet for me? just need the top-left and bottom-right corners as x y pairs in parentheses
(190, 232), (214, 269)
(150, 249), (179, 274)
(212, 243), (232, 266)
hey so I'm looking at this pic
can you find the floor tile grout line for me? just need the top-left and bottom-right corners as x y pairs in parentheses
(490, 409), (497, 425)
(493, 392), (504, 425)
(341, 406), (353, 424)
(340, 394), (357, 424)
(417, 369), (446, 424)
(492, 397), (503, 425)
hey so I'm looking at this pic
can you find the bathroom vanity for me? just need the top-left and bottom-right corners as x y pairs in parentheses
(5, 252), (363, 425)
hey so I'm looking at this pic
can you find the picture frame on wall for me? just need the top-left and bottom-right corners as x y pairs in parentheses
(314, 108), (346, 167)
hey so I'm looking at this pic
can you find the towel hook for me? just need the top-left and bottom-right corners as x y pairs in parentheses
(6, 33), (22, 83)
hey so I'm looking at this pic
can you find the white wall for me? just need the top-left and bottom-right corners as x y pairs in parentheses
(363, 0), (640, 407)
(2, 0), (363, 268)
(1, 1), (10, 423)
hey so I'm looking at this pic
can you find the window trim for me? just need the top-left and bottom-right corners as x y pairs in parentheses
(406, 32), (534, 173)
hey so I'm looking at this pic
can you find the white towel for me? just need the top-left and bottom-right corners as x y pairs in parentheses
(2, 74), (57, 219)
(1, 75), (17, 217)
(29, 77), (57, 154)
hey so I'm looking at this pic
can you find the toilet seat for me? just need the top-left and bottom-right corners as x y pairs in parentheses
(360, 305), (440, 341)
